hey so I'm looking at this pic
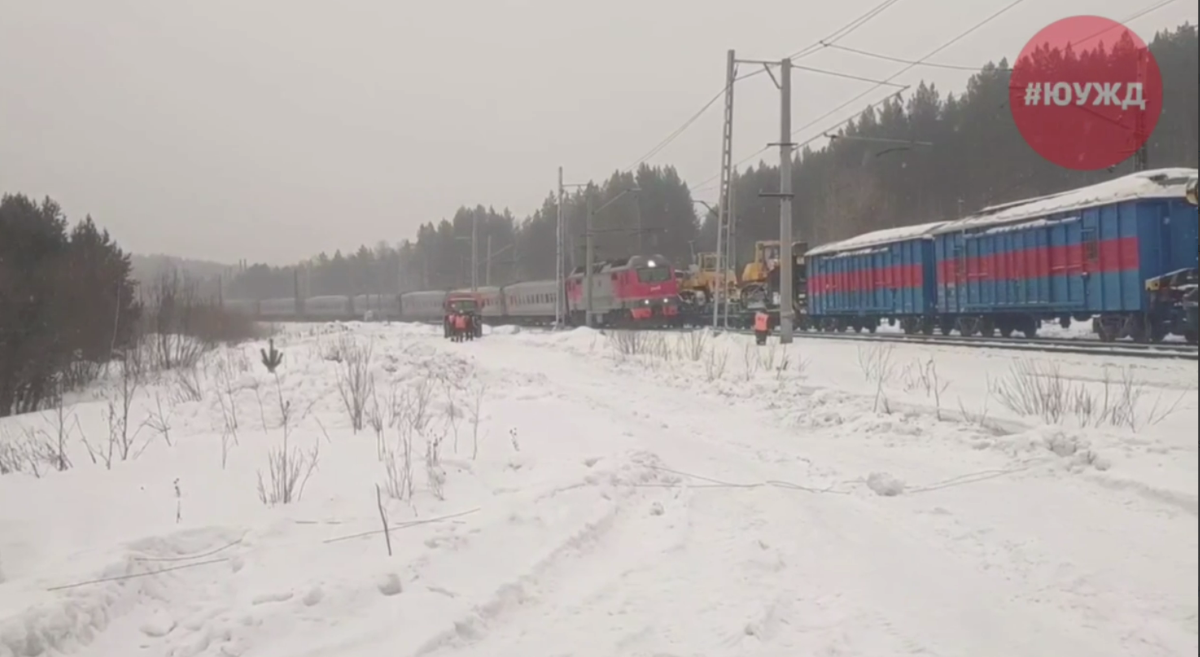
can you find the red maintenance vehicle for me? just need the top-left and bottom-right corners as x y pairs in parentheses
(565, 254), (681, 328)
(443, 292), (482, 341)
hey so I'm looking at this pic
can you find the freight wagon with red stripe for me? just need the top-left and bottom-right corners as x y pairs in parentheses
(931, 168), (1198, 342)
(806, 222), (948, 334)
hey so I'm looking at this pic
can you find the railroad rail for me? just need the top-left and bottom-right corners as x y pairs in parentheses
(631, 324), (1199, 361)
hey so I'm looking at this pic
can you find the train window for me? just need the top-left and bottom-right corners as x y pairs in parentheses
(636, 267), (672, 283)
(1082, 229), (1099, 261)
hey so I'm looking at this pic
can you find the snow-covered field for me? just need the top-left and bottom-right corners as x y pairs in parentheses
(1, 322), (1196, 657)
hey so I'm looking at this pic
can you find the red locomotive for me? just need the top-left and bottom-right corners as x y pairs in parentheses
(565, 254), (680, 327)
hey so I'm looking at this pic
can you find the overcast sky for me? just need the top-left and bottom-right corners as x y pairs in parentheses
(2, 0), (1195, 265)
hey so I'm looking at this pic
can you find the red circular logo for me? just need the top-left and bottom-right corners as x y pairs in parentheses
(1009, 15), (1162, 171)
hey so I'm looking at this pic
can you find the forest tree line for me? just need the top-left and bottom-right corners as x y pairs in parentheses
(1, 195), (260, 418)
(213, 23), (1196, 300)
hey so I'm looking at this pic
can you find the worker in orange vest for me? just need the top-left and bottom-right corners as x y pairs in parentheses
(754, 311), (770, 345)
(454, 313), (469, 340)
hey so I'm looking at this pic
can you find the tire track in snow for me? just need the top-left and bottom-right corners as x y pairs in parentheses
(458, 336), (1194, 656)
(409, 452), (686, 657)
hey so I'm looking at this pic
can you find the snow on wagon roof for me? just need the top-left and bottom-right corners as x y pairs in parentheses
(806, 220), (949, 257)
(933, 167), (1198, 235)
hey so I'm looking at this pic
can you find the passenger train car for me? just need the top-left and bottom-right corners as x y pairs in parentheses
(221, 254), (681, 329)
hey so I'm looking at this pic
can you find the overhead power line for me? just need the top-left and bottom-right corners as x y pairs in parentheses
(821, 43), (1001, 71)
(791, 63), (910, 86)
(621, 0), (908, 172)
(1075, 0), (1179, 49)
(791, 0), (1029, 142)
(693, 0), (1029, 192)
(788, 0), (907, 60)
(624, 86), (727, 171)
(691, 88), (908, 194)
(821, 0), (1180, 73)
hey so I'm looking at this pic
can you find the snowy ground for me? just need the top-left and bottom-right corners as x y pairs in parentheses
(1, 322), (1196, 657)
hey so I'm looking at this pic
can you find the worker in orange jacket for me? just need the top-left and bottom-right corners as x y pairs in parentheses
(754, 311), (770, 345)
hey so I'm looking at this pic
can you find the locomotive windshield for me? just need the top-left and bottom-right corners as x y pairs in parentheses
(637, 267), (672, 283)
(449, 299), (478, 312)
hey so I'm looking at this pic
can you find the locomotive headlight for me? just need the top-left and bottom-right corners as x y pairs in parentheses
(643, 299), (650, 305)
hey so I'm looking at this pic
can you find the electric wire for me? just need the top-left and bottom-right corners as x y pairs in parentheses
(623, 0), (908, 172)
(820, 0), (1179, 73)
(692, 0), (1029, 193)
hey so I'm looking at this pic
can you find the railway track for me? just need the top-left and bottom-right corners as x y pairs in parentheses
(647, 324), (1200, 361)
(264, 316), (1198, 361)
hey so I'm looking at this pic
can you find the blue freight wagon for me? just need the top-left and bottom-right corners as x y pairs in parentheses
(807, 221), (947, 334)
(931, 168), (1198, 341)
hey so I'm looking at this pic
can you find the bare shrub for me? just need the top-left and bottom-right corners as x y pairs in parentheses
(213, 358), (240, 433)
(774, 346), (791, 380)
(901, 357), (950, 420)
(439, 374), (469, 454)
(170, 364), (204, 404)
(85, 344), (146, 468)
(758, 341), (779, 371)
(59, 358), (103, 393)
(1, 427), (36, 477)
(742, 343), (759, 381)
(142, 391), (175, 450)
(382, 403), (416, 501)
(676, 330), (709, 362)
(256, 377), (320, 505)
(646, 334), (673, 361)
(37, 392), (76, 472)
(366, 381), (388, 459)
(425, 426), (446, 500)
(798, 354), (811, 376)
(988, 360), (1185, 430)
(705, 344), (729, 381)
(211, 362), (241, 468)
(0, 429), (26, 475)
(466, 380), (487, 460)
(335, 336), (374, 432)
(143, 269), (264, 372)
(958, 396), (992, 428)
(857, 344), (896, 384)
(403, 376), (436, 436)
(610, 331), (653, 357)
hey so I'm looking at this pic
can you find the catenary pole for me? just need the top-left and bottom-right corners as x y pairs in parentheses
(713, 48), (736, 329)
(778, 57), (795, 344)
